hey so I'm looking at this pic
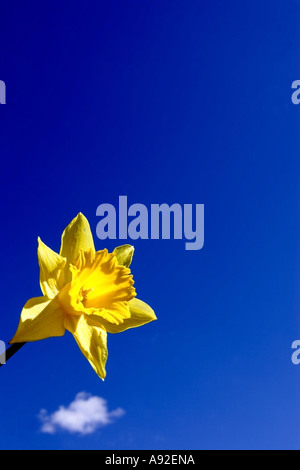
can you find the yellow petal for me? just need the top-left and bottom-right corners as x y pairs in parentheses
(96, 298), (157, 334)
(10, 297), (65, 343)
(38, 238), (66, 298)
(64, 314), (108, 380)
(60, 213), (95, 284)
(90, 301), (131, 325)
(113, 245), (134, 268)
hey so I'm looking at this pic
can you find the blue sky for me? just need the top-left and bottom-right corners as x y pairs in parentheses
(0, 0), (300, 450)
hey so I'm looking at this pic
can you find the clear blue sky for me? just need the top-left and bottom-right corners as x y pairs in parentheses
(0, 0), (300, 450)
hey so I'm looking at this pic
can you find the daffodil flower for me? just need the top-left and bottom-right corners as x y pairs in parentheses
(10, 213), (156, 379)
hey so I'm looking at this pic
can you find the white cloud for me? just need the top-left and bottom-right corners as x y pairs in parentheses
(38, 392), (125, 435)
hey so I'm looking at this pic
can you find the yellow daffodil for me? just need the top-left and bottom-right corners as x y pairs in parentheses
(10, 213), (156, 379)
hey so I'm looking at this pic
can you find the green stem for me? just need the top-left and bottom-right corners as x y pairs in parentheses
(0, 342), (26, 368)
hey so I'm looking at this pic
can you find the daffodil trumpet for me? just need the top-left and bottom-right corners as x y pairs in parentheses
(7, 213), (157, 379)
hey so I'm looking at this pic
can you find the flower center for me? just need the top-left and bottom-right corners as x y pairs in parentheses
(57, 277), (89, 316)
(57, 249), (136, 324)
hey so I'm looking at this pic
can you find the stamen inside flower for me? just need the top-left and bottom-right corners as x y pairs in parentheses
(57, 249), (136, 325)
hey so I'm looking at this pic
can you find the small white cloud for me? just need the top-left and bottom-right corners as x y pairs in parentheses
(38, 392), (125, 435)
